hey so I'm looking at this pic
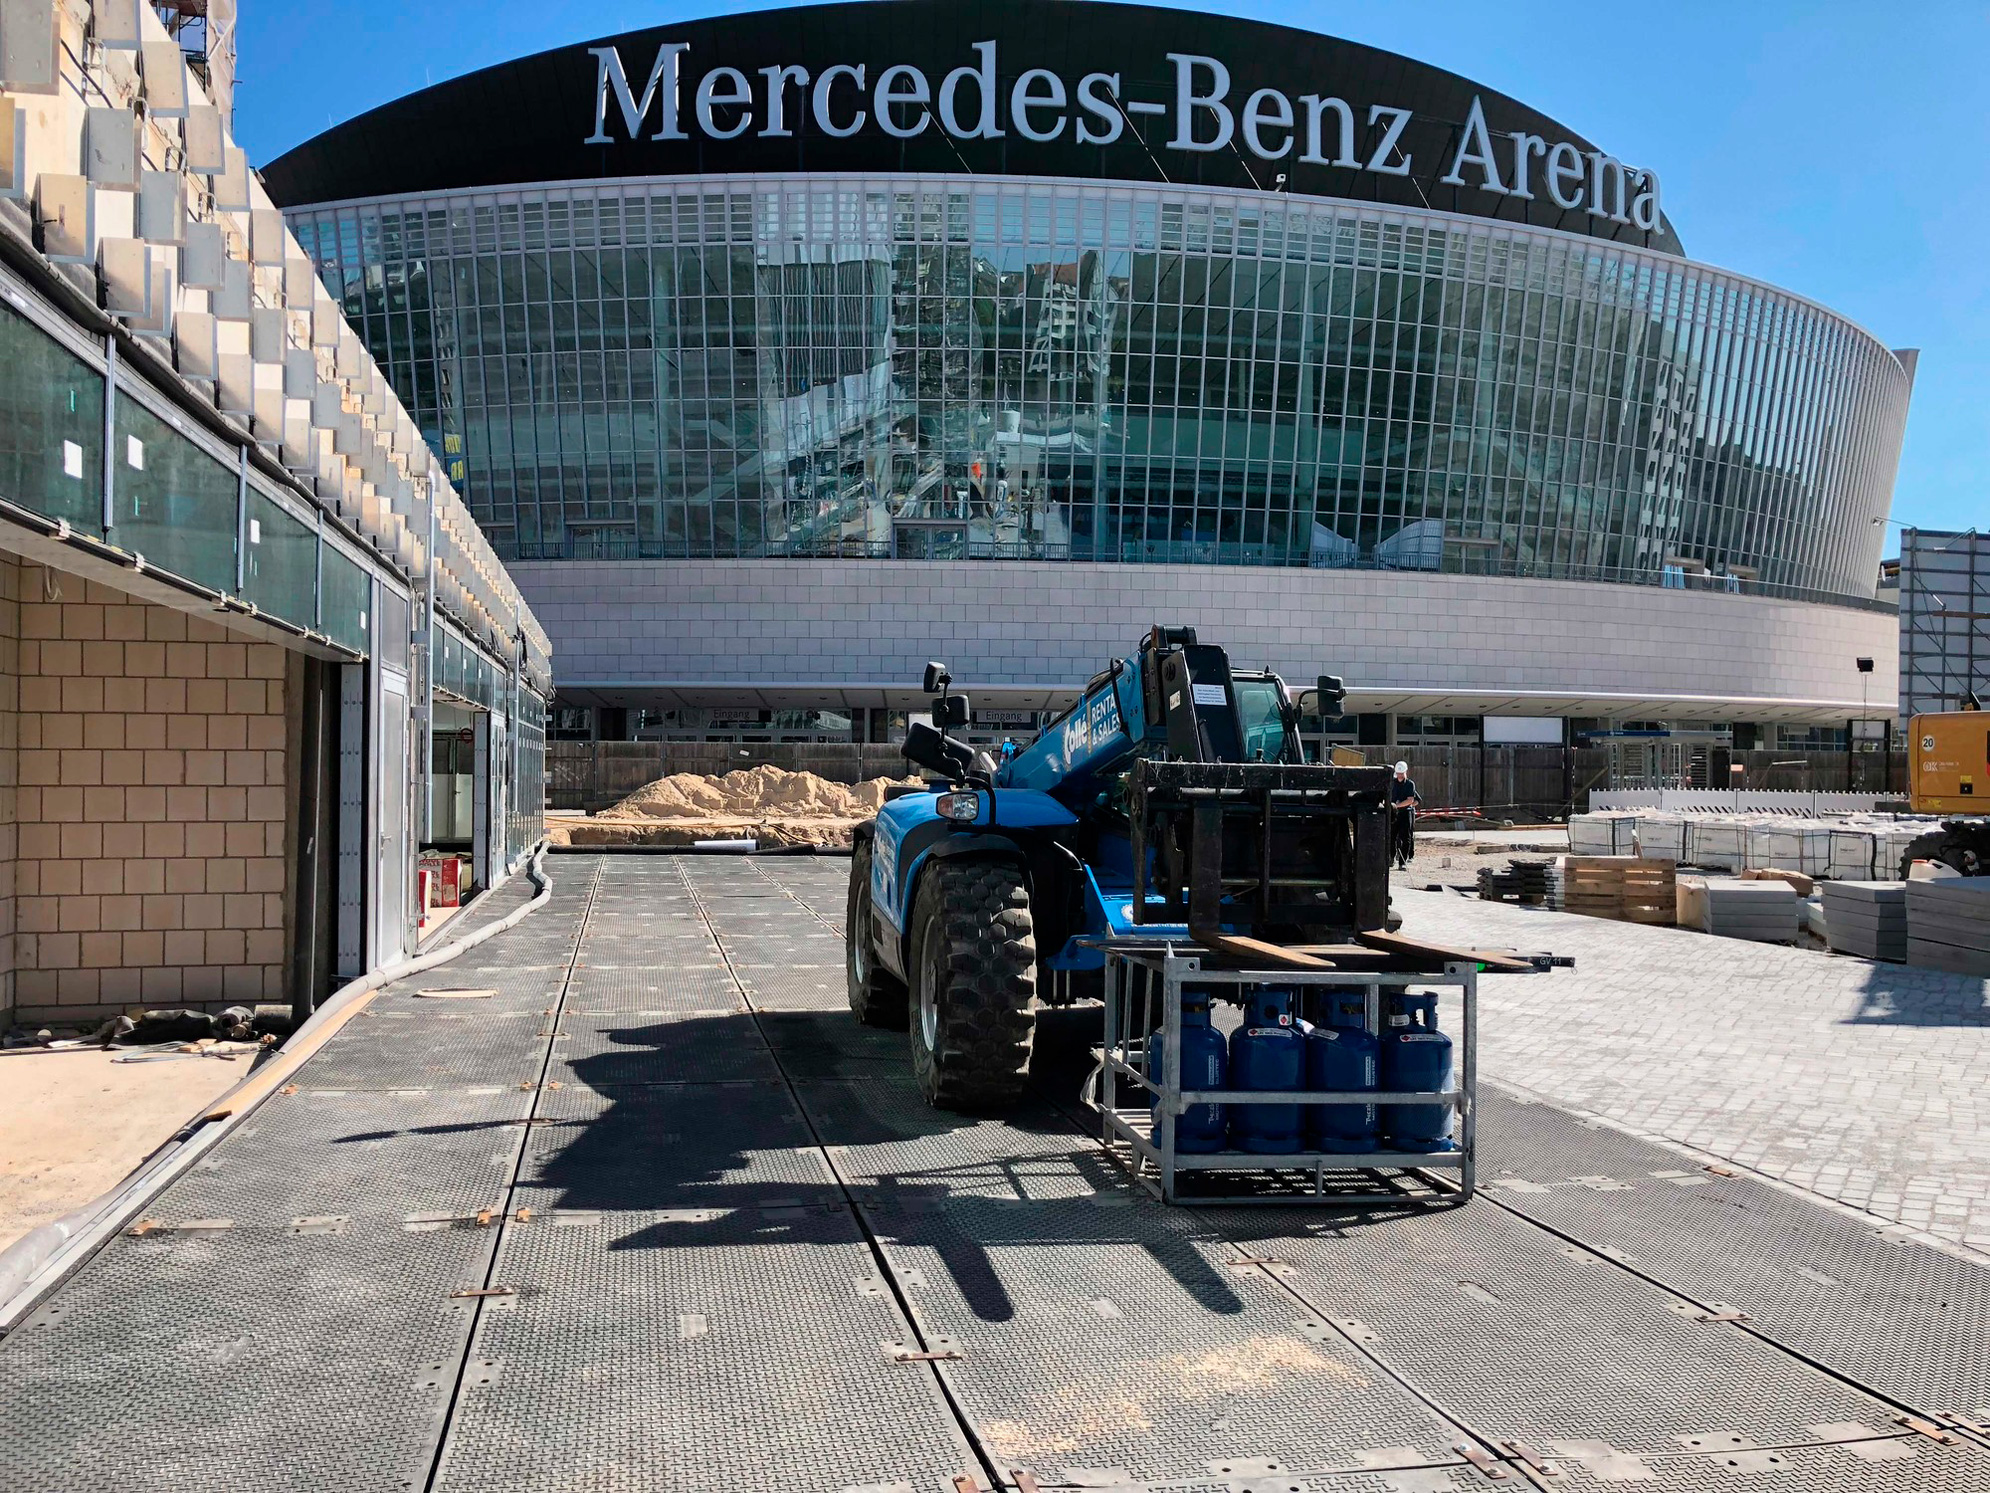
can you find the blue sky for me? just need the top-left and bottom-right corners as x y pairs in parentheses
(236, 1), (1987, 540)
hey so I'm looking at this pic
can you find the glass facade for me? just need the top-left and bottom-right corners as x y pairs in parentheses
(291, 173), (1907, 606)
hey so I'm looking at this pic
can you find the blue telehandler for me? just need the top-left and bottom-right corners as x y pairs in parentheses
(848, 626), (1412, 1110)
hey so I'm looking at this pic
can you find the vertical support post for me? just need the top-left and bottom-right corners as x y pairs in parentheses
(1099, 953), (1115, 1128)
(1477, 721), (1487, 816)
(1161, 957), (1182, 1205)
(1562, 719), (1575, 818)
(101, 333), (118, 534)
(290, 659), (326, 1021)
(314, 510), (323, 629)
(420, 480), (437, 852)
(507, 627), (522, 870)
(234, 445), (249, 594)
(1460, 964), (1477, 1199)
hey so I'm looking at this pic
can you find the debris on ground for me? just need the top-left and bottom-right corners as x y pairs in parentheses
(545, 765), (921, 849)
(5, 1005), (295, 1054)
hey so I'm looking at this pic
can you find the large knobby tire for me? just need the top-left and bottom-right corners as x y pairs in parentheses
(1899, 827), (1990, 879)
(908, 859), (1037, 1111)
(1900, 830), (1949, 880)
(846, 839), (908, 1028)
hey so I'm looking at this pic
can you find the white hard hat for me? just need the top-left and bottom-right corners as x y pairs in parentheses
(1394, 760), (1409, 773)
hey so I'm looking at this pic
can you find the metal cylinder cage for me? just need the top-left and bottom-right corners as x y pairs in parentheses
(1091, 943), (1479, 1205)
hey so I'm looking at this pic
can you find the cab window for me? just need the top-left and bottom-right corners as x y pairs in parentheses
(1233, 678), (1288, 762)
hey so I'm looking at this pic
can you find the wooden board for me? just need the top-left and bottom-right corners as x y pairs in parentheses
(1566, 855), (1677, 873)
(1194, 932), (1337, 970)
(1354, 928), (1534, 973)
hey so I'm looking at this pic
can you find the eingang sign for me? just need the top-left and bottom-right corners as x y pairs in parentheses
(265, 0), (1680, 255)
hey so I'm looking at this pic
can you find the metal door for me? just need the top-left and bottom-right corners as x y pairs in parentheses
(472, 710), (491, 892)
(376, 667), (412, 963)
(335, 663), (367, 979)
(488, 709), (508, 876)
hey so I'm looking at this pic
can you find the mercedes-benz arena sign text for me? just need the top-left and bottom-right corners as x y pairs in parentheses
(588, 39), (1661, 232)
(261, 2), (1680, 256)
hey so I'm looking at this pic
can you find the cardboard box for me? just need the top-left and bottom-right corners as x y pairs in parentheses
(419, 854), (464, 908)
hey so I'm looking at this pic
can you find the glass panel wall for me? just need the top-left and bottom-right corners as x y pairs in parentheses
(294, 174), (1909, 607)
(0, 304), (105, 530)
(112, 397), (239, 593)
(508, 687), (545, 864)
(321, 543), (371, 653)
(242, 488), (319, 631)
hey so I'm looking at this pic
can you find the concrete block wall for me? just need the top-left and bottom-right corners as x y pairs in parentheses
(0, 558), (17, 1024)
(2, 555), (291, 1025)
(513, 559), (1902, 716)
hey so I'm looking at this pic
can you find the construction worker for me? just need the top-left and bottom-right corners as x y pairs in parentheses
(1389, 760), (1419, 870)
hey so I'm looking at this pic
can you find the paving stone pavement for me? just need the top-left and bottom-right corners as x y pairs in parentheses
(1396, 888), (1990, 1258)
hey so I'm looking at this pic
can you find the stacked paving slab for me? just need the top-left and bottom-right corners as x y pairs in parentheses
(1478, 859), (1551, 904)
(1696, 879), (1798, 944)
(1821, 881), (1908, 961)
(1904, 876), (1990, 975)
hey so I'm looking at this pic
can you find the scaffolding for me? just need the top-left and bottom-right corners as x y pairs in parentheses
(1900, 528), (1990, 719)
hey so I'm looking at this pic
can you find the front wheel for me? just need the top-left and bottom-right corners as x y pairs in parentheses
(846, 839), (907, 1027)
(908, 860), (1037, 1111)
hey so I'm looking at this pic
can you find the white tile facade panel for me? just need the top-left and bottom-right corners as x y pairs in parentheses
(512, 561), (1899, 716)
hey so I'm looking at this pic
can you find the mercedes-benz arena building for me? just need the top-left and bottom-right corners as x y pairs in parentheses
(265, 0), (1911, 748)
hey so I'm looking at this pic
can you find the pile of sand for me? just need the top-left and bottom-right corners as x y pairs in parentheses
(544, 766), (920, 850)
(605, 765), (906, 821)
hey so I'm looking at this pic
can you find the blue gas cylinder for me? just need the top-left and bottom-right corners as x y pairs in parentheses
(1148, 992), (1229, 1153)
(1380, 992), (1455, 1150)
(1306, 999), (1379, 1152)
(1228, 988), (1305, 1153)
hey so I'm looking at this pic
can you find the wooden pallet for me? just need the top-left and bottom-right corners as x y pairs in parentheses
(1554, 856), (1677, 925)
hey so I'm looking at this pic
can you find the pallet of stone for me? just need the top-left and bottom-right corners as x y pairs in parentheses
(1697, 879), (1798, 943)
(1568, 813), (1637, 856)
(1821, 881), (1907, 961)
(1553, 856), (1676, 924)
(1904, 876), (1990, 973)
(1478, 859), (1552, 904)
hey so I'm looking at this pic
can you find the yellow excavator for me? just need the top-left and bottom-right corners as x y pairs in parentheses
(1904, 700), (1990, 875)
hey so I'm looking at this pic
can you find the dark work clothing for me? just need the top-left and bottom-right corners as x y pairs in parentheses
(1390, 776), (1418, 868)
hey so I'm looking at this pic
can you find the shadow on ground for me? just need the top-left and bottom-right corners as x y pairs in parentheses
(1846, 965), (1990, 1026)
(469, 999), (1448, 1319)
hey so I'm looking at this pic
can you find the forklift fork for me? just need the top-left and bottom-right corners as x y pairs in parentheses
(1127, 759), (1393, 951)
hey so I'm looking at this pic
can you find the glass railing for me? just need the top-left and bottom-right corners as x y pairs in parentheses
(0, 293), (557, 698)
(505, 523), (1891, 612)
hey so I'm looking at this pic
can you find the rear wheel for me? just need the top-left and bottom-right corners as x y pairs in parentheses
(1900, 831), (1948, 880)
(846, 839), (907, 1028)
(908, 860), (1037, 1110)
(1899, 826), (1990, 879)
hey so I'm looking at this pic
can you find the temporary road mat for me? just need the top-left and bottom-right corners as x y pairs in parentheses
(3, 852), (1987, 1493)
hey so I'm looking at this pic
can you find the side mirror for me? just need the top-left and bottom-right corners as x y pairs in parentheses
(934, 692), (970, 729)
(902, 720), (973, 780)
(1316, 673), (1346, 714)
(922, 661), (951, 695)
